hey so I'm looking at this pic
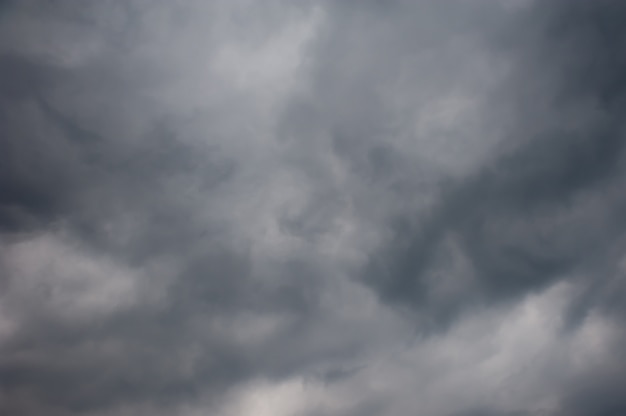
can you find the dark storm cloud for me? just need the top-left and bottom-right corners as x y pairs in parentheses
(555, 341), (626, 416)
(0, 2), (407, 415)
(360, 0), (626, 330)
(0, 2), (334, 415)
(2, 0), (626, 415)
(275, 0), (626, 414)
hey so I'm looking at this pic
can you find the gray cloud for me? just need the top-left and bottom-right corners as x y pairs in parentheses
(1, 1), (626, 415)
(360, 0), (626, 329)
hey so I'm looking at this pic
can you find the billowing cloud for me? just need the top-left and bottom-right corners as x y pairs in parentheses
(1, 1), (626, 415)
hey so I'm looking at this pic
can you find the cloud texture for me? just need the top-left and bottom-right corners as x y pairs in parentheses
(2, 1), (626, 415)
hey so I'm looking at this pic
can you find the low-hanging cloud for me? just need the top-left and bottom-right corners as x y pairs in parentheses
(1, 1), (626, 415)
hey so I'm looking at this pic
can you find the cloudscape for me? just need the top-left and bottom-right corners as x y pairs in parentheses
(2, 1), (626, 415)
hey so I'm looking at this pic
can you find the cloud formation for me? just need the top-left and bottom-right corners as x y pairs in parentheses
(1, 1), (626, 415)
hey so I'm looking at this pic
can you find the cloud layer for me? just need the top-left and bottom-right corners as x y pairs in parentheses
(2, 1), (626, 415)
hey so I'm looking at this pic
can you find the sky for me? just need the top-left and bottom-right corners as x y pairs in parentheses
(1, 0), (626, 415)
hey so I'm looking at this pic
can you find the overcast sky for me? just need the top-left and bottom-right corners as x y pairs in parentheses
(2, 1), (626, 415)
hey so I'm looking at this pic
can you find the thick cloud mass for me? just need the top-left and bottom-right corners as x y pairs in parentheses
(2, 1), (626, 415)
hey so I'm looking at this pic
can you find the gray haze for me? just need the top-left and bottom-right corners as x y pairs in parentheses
(1, 1), (626, 415)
